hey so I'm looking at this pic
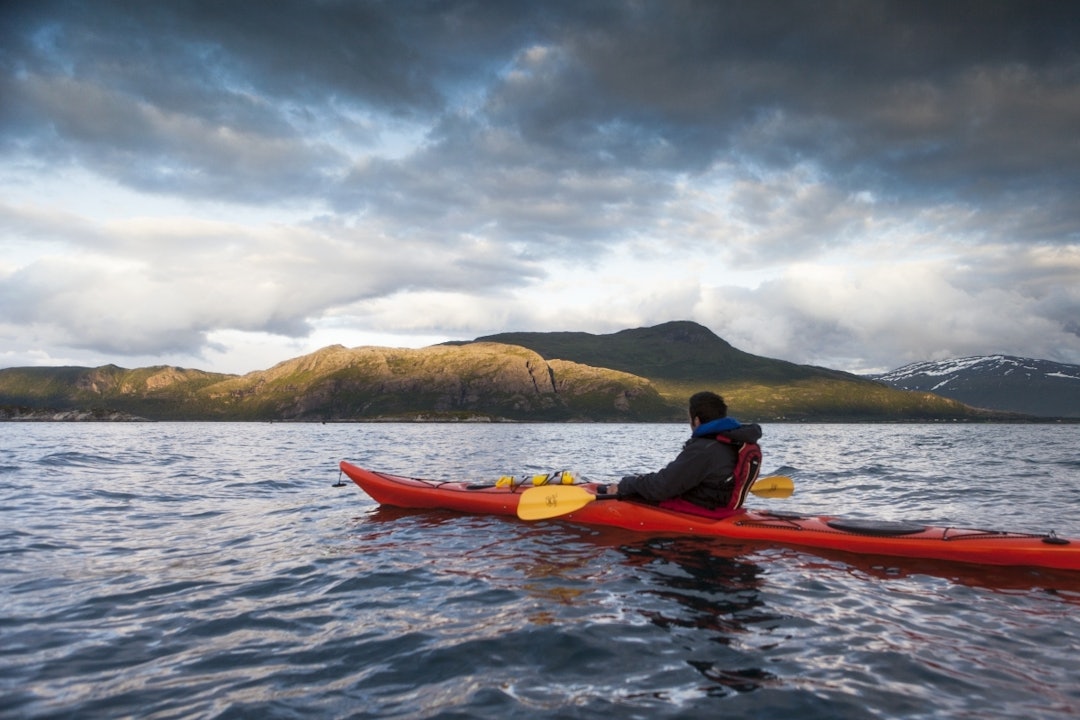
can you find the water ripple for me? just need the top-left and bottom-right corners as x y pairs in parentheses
(1, 422), (1078, 718)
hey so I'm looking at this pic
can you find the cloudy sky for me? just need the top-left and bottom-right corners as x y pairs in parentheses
(2, 0), (1079, 376)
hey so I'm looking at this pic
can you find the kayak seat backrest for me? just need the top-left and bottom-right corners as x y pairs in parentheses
(716, 435), (762, 510)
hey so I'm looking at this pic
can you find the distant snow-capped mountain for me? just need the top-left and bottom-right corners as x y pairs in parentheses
(872, 355), (1080, 418)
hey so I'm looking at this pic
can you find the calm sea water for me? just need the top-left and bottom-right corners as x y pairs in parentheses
(2, 422), (1079, 719)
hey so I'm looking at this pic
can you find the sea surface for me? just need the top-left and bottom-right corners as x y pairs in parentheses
(1, 422), (1079, 719)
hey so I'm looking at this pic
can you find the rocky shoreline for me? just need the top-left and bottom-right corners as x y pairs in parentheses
(0, 406), (150, 422)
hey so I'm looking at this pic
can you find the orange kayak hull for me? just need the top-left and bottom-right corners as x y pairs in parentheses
(340, 461), (1080, 572)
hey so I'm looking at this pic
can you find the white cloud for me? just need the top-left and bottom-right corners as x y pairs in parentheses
(2, 1), (1079, 375)
(697, 258), (1080, 373)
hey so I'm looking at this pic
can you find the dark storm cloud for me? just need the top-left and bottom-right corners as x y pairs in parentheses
(334, 112), (672, 256)
(2, 0), (1079, 368)
(5, 0), (1079, 225)
(556, 2), (1080, 211)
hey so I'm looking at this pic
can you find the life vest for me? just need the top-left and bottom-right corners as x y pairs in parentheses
(658, 434), (762, 519)
(715, 434), (762, 510)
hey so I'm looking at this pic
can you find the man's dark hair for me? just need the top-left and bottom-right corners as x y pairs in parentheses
(688, 391), (727, 423)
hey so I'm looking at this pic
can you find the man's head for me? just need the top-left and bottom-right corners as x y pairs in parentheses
(688, 391), (727, 426)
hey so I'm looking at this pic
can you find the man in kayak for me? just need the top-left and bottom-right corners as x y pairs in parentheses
(596, 391), (762, 515)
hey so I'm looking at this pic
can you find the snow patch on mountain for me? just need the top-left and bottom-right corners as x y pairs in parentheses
(872, 355), (1080, 417)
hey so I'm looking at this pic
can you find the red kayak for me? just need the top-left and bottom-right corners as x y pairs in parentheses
(339, 461), (1080, 572)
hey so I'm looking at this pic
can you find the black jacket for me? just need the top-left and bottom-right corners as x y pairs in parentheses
(616, 422), (763, 510)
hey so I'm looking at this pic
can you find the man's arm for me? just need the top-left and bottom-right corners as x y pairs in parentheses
(615, 442), (712, 502)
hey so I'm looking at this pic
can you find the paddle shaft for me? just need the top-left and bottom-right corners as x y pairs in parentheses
(516, 475), (794, 520)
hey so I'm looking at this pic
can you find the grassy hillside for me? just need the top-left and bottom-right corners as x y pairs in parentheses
(0, 343), (672, 421)
(477, 321), (826, 384)
(1, 321), (1023, 421)
(473, 321), (1002, 421)
(0, 365), (234, 419)
(185, 343), (667, 421)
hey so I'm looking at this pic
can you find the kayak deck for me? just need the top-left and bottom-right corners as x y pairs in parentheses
(339, 461), (1080, 572)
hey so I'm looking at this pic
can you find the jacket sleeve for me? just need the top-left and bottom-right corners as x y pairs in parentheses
(616, 440), (715, 503)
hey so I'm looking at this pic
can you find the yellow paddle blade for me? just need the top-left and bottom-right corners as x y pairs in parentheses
(749, 475), (794, 498)
(517, 485), (597, 521)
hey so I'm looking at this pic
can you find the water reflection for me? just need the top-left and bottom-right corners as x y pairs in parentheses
(759, 544), (1080, 603)
(608, 536), (783, 696)
(350, 499), (1080, 709)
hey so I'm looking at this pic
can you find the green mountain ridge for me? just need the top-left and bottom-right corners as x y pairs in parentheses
(0, 321), (1018, 422)
(468, 321), (999, 421)
(473, 321), (856, 384)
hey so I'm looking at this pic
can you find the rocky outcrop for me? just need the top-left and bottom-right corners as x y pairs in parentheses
(0, 405), (150, 421)
(199, 342), (669, 421)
